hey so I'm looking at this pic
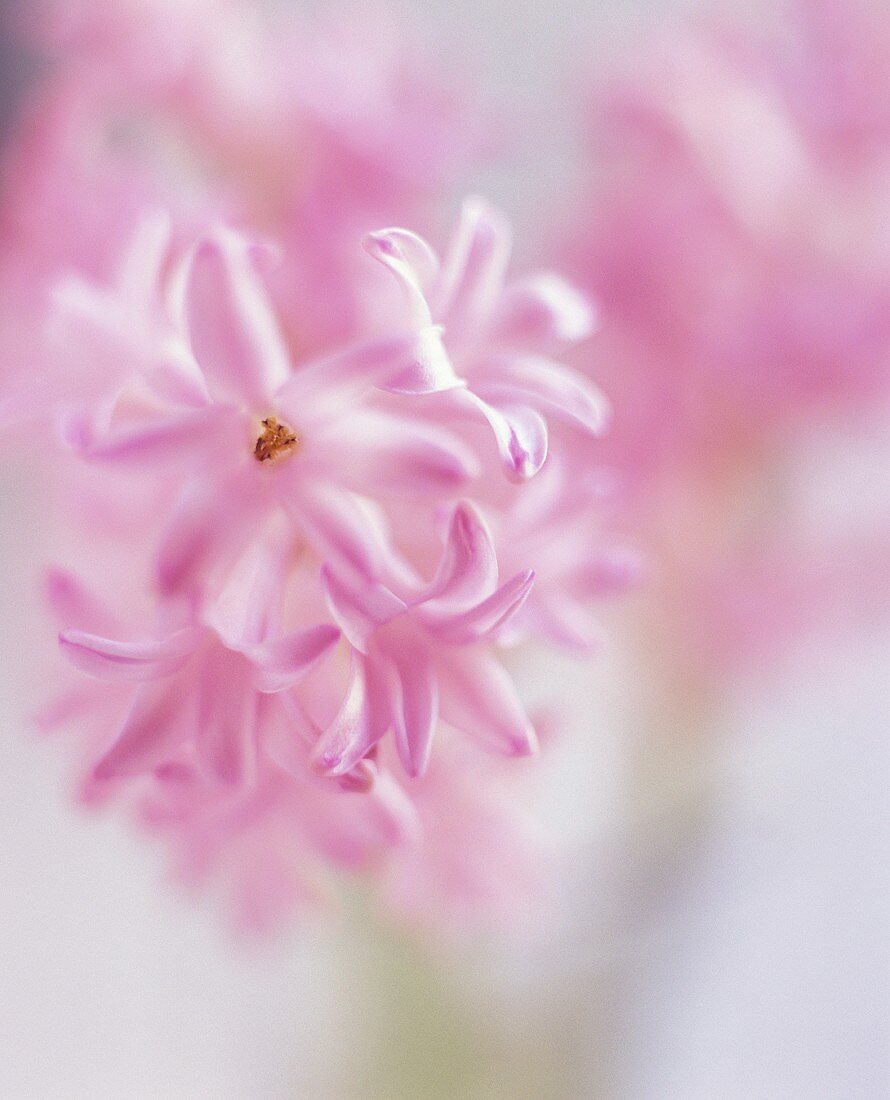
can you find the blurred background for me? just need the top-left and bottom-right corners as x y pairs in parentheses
(1, 0), (888, 1096)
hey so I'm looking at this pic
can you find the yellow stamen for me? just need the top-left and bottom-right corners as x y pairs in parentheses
(254, 417), (299, 463)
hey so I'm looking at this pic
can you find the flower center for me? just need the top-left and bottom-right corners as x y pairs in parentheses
(254, 417), (299, 464)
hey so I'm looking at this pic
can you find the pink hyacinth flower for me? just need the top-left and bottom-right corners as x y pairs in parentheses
(315, 501), (538, 779)
(365, 196), (608, 482)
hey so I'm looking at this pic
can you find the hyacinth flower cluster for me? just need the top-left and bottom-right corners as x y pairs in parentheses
(562, 0), (890, 672)
(12, 189), (623, 932)
(0, 0), (636, 932)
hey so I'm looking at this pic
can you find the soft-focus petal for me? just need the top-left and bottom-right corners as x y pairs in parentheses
(59, 627), (200, 681)
(437, 648), (538, 758)
(194, 648), (258, 786)
(478, 356), (611, 435)
(310, 654), (390, 776)
(275, 329), (460, 422)
(320, 565), (406, 652)
(492, 273), (598, 348)
(156, 470), (266, 596)
(421, 500), (498, 608)
(318, 410), (480, 498)
(182, 229), (291, 406)
(284, 482), (398, 581)
(384, 634), (439, 778)
(246, 624), (341, 693)
(420, 569), (535, 643)
(64, 404), (245, 468)
(93, 675), (196, 780)
(363, 226), (438, 327)
(434, 196), (512, 343)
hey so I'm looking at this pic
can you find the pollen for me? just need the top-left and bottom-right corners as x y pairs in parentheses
(254, 417), (299, 463)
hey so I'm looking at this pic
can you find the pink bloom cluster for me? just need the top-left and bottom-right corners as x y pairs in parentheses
(1, 1), (627, 933)
(568, 0), (890, 496)
(562, 0), (890, 671)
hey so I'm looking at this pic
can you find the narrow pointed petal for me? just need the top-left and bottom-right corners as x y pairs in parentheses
(386, 637), (439, 779)
(492, 273), (598, 348)
(66, 404), (244, 468)
(59, 627), (199, 681)
(478, 356), (611, 435)
(156, 471), (265, 596)
(183, 229), (290, 406)
(246, 624), (341, 693)
(320, 565), (405, 652)
(195, 649), (258, 786)
(285, 483), (396, 581)
(318, 411), (479, 498)
(203, 525), (293, 648)
(310, 655), (390, 777)
(93, 676), (195, 780)
(435, 197), (512, 342)
(456, 388), (549, 481)
(423, 500), (498, 608)
(116, 206), (173, 308)
(437, 649), (538, 758)
(420, 569), (535, 643)
(276, 329), (460, 423)
(44, 569), (118, 634)
(528, 596), (604, 654)
(363, 227), (438, 327)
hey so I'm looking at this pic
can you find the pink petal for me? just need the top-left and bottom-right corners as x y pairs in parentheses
(195, 648), (258, 786)
(93, 676), (196, 780)
(376, 326), (463, 395)
(183, 229), (290, 406)
(318, 410), (479, 498)
(44, 568), (118, 634)
(203, 526), (293, 648)
(285, 483), (395, 581)
(275, 329), (460, 421)
(321, 565), (406, 652)
(437, 649), (538, 758)
(420, 569), (535, 643)
(492, 273), (598, 348)
(66, 404), (245, 468)
(59, 627), (200, 681)
(520, 595), (604, 655)
(385, 635), (439, 778)
(246, 624), (341, 693)
(310, 654), (390, 777)
(144, 340), (212, 408)
(455, 388), (549, 481)
(262, 693), (316, 777)
(115, 206), (173, 308)
(363, 227), (438, 327)
(435, 197), (512, 344)
(477, 356), (611, 435)
(422, 500), (498, 608)
(156, 470), (266, 596)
